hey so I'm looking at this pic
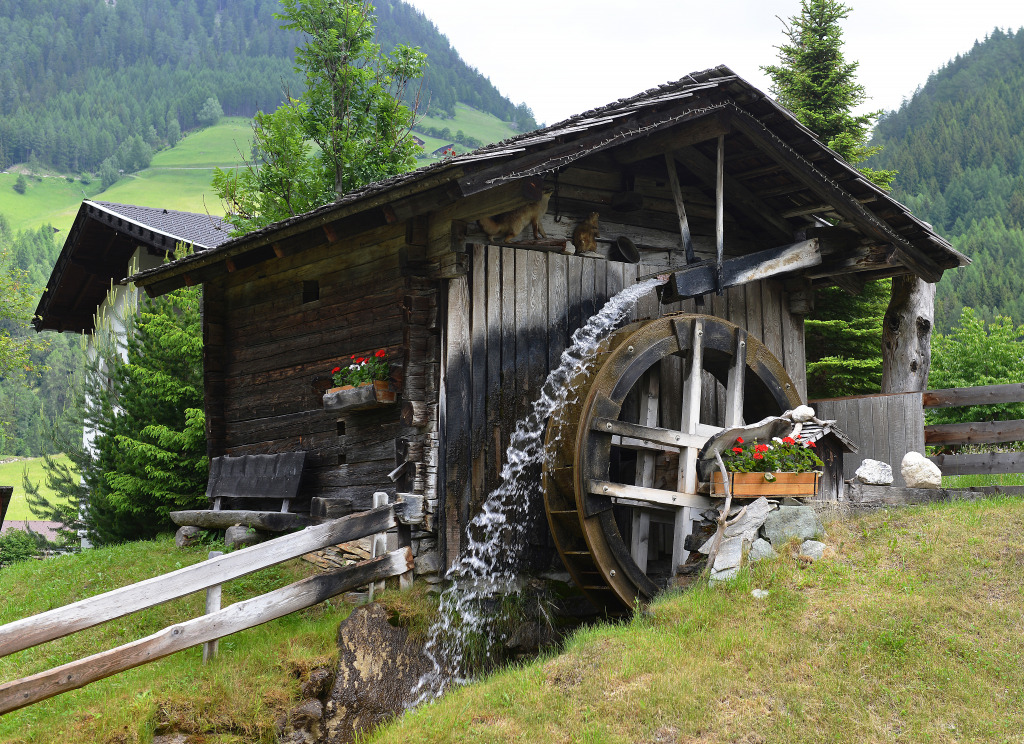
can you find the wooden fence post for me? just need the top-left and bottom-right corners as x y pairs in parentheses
(203, 550), (223, 663)
(368, 493), (388, 602)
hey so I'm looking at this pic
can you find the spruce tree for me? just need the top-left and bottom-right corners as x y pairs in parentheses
(762, 0), (895, 189)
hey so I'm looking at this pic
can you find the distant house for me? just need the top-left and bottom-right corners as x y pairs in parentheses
(431, 144), (456, 157)
(411, 135), (426, 148)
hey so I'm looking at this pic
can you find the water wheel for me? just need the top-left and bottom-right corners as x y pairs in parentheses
(542, 313), (802, 613)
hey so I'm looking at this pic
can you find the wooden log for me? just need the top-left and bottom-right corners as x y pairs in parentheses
(0, 507), (398, 658)
(588, 480), (711, 510)
(0, 549), (414, 716)
(929, 451), (1024, 476)
(664, 153), (696, 263)
(882, 276), (934, 394)
(922, 383), (1024, 409)
(661, 239), (821, 303)
(169, 510), (317, 531)
(924, 419), (1024, 446)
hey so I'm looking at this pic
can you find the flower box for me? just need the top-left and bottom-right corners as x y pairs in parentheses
(323, 380), (395, 412)
(712, 471), (820, 499)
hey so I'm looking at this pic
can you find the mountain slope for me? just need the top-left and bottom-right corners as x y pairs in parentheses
(867, 27), (1024, 330)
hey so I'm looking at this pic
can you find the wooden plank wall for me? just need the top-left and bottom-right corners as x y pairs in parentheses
(211, 225), (423, 516)
(812, 392), (925, 486)
(441, 245), (807, 562)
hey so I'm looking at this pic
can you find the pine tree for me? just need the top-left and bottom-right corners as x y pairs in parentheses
(762, 0), (895, 189)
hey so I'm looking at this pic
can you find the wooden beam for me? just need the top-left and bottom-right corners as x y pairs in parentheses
(588, 480), (711, 510)
(0, 507), (398, 658)
(928, 451), (1024, 476)
(726, 111), (945, 282)
(0, 549), (414, 716)
(168, 510), (317, 531)
(922, 383), (1024, 409)
(593, 417), (709, 451)
(715, 135), (725, 293)
(663, 154), (696, 263)
(662, 238), (821, 303)
(612, 111), (732, 166)
(925, 419), (1024, 446)
(672, 147), (792, 240)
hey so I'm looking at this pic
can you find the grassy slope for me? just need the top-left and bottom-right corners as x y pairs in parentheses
(0, 456), (73, 522)
(1, 500), (1022, 742)
(375, 499), (1024, 744)
(0, 109), (516, 238)
(0, 535), (350, 743)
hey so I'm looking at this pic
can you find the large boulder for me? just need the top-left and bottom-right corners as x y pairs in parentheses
(174, 525), (202, 549)
(762, 506), (824, 548)
(902, 451), (942, 489)
(321, 603), (433, 743)
(854, 459), (893, 485)
(709, 535), (747, 582)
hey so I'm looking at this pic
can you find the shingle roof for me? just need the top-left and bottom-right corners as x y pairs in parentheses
(129, 65), (969, 294)
(34, 202), (232, 333)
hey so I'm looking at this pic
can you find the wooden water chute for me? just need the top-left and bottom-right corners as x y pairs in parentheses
(542, 314), (802, 612)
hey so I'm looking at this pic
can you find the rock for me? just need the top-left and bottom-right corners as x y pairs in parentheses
(709, 536), (747, 582)
(413, 550), (441, 575)
(321, 603), (433, 743)
(799, 540), (827, 561)
(751, 589), (770, 600)
(301, 667), (334, 699)
(789, 405), (816, 423)
(224, 524), (265, 549)
(762, 506), (823, 548)
(748, 538), (777, 564)
(902, 451), (942, 489)
(854, 459), (893, 485)
(174, 525), (202, 549)
(699, 497), (775, 554)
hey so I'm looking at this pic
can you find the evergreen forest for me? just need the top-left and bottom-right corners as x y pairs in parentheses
(868, 26), (1024, 331)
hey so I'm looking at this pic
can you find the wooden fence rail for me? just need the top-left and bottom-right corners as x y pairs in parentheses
(922, 383), (1024, 477)
(0, 504), (412, 716)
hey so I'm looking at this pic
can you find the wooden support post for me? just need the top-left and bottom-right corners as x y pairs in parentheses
(664, 153), (704, 310)
(631, 369), (660, 573)
(715, 135), (725, 294)
(202, 551), (223, 664)
(725, 332), (747, 428)
(368, 492), (389, 601)
(672, 319), (704, 572)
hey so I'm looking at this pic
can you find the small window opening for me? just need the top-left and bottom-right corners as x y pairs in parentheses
(337, 452), (347, 465)
(337, 420), (346, 436)
(302, 280), (320, 303)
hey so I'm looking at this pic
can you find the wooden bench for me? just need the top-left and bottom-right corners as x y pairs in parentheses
(170, 453), (314, 532)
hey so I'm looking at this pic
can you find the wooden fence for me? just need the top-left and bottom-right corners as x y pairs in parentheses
(812, 383), (1024, 485)
(0, 504), (413, 716)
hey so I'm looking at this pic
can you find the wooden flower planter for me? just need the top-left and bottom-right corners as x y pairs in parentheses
(712, 471), (821, 499)
(323, 380), (396, 412)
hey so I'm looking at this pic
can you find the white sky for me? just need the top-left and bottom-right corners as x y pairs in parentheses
(403, 0), (1024, 126)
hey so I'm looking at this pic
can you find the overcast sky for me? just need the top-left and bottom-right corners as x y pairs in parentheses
(403, 0), (1024, 126)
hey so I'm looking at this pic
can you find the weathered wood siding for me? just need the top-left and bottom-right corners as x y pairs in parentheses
(812, 392), (925, 486)
(440, 245), (807, 563)
(205, 225), (430, 516)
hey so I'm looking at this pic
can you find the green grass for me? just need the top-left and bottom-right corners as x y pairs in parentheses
(0, 535), (350, 743)
(0, 117), (252, 237)
(371, 498), (1024, 744)
(0, 456), (73, 522)
(2, 500), (1024, 742)
(412, 103), (519, 157)
(942, 472), (1024, 488)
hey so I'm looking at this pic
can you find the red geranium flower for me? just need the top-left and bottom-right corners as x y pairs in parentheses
(351, 354), (356, 359)
(755, 443), (770, 452)
(736, 437), (744, 444)
(332, 367), (340, 374)
(375, 349), (386, 358)
(782, 436), (795, 444)
(753, 453), (764, 459)
(809, 441), (816, 448)
(732, 447), (743, 454)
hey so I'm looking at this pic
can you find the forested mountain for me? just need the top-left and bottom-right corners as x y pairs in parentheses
(0, 0), (535, 176)
(867, 27), (1024, 331)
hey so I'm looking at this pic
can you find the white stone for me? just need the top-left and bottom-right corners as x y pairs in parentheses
(709, 536), (747, 582)
(748, 538), (778, 563)
(699, 497), (775, 554)
(902, 451), (942, 489)
(854, 459), (893, 485)
(789, 405), (816, 423)
(751, 589), (770, 599)
(799, 540), (827, 561)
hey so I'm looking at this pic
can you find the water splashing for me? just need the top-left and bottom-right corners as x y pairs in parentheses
(409, 277), (663, 705)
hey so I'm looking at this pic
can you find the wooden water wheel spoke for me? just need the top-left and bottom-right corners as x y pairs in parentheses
(543, 313), (802, 614)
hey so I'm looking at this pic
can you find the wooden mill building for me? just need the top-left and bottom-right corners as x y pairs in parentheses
(105, 66), (967, 587)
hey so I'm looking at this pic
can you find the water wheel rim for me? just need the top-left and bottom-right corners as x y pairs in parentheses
(543, 313), (802, 613)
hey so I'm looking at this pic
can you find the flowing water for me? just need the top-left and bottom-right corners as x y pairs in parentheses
(409, 277), (663, 705)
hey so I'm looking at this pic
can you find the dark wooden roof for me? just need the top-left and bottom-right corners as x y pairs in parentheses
(34, 201), (231, 333)
(130, 65), (968, 297)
